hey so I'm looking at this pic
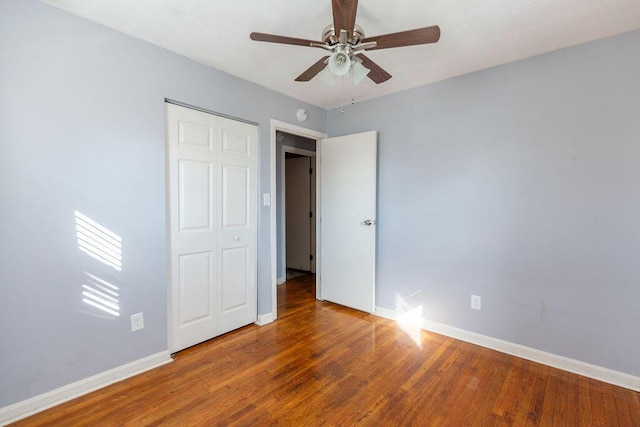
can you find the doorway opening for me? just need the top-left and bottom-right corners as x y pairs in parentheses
(269, 122), (377, 321)
(279, 136), (316, 284)
(285, 152), (315, 281)
(269, 120), (326, 321)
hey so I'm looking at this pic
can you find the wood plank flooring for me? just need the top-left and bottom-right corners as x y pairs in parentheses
(12, 274), (640, 426)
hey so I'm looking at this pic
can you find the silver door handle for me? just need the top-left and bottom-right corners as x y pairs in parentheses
(362, 219), (376, 226)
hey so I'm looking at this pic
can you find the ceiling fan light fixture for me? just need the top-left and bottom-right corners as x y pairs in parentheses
(351, 60), (370, 85)
(319, 65), (336, 86)
(328, 51), (351, 76)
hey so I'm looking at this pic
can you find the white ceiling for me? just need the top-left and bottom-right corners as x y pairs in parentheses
(43, 0), (640, 110)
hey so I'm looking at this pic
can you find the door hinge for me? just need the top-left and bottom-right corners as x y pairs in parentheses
(309, 211), (313, 218)
(309, 254), (314, 261)
(309, 168), (313, 175)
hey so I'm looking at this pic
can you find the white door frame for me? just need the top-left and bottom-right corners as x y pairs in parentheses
(270, 119), (326, 320)
(280, 146), (316, 283)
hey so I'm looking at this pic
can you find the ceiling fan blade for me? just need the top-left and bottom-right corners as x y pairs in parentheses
(332, 0), (359, 41)
(250, 32), (322, 47)
(362, 25), (441, 50)
(358, 54), (392, 84)
(295, 56), (330, 82)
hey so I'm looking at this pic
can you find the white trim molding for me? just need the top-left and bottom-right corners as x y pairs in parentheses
(374, 307), (640, 392)
(256, 313), (275, 326)
(0, 351), (172, 425)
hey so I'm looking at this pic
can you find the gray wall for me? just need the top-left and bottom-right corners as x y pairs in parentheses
(2, 0), (638, 411)
(328, 29), (640, 376)
(276, 134), (316, 279)
(0, 0), (325, 407)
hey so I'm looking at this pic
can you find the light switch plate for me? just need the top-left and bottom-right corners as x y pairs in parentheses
(471, 295), (481, 311)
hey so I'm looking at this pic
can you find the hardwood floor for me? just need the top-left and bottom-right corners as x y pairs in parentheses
(13, 274), (640, 426)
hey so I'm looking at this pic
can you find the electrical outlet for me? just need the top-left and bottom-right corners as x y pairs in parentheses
(471, 295), (481, 311)
(131, 312), (144, 331)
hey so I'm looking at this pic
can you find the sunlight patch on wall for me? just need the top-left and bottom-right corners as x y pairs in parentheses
(82, 272), (120, 316)
(75, 211), (122, 271)
(395, 293), (424, 348)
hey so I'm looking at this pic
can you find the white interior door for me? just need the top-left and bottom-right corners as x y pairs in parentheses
(167, 103), (257, 353)
(286, 156), (312, 271)
(319, 131), (377, 313)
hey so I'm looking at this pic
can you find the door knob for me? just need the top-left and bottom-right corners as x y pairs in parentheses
(233, 236), (240, 241)
(362, 219), (375, 226)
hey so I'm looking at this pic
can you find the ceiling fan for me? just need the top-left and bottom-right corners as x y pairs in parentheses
(249, 0), (440, 85)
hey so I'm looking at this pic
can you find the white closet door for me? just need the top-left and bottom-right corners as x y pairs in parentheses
(167, 103), (257, 353)
(217, 117), (258, 334)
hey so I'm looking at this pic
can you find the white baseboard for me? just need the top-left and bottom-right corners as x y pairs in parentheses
(256, 312), (275, 326)
(374, 306), (640, 392)
(277, 277), (285, 285)
(0, 351), (172, 426)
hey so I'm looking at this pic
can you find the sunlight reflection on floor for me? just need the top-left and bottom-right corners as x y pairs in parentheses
(395, 293), (424, 348)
